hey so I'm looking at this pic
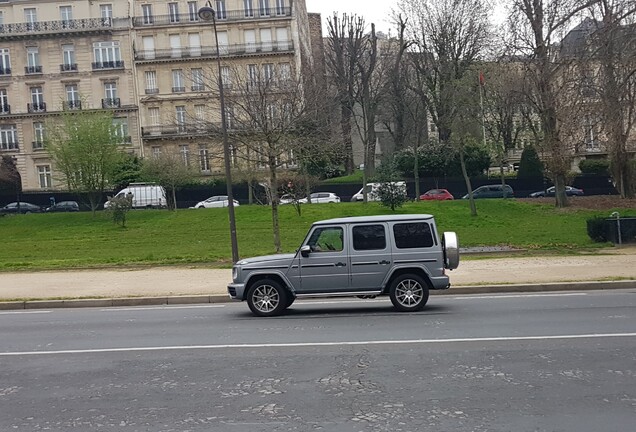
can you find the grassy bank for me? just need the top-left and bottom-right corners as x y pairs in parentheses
(0, 200), (628, 271)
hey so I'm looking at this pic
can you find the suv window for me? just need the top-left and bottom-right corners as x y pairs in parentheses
(307, 227), (343, 252)
(393, 222), (434, 249)
(352, 224), (386, 250)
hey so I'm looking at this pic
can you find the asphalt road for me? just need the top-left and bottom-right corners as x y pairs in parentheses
(1, 289), (635, 431)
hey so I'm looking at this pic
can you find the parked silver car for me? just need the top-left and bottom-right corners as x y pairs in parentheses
(299, 192), (341, 204)
(193, 196), (240, 208)
(228, 214), (459, 316)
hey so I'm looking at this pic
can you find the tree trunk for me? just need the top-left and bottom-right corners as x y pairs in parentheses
(414, 127), (421, 200)
(268, 157), (281, 253)
(341, 105), (354, 174)
(460, 146), (477, 216)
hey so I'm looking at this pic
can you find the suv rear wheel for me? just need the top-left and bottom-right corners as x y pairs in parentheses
(246, 279), (288, 317)
(389, 274), (429, 312)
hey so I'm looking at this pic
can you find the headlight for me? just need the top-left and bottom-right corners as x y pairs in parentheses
(232, 266), (239, 281)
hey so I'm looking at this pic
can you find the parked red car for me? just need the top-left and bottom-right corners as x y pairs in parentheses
(419, 189), (454, 201)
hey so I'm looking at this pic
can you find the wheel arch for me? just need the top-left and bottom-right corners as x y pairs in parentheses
(382, 267), (433, 294)
(243, 272), (294, 300)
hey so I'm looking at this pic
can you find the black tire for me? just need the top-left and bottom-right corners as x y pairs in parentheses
(246, 279), (288, 317)
(285, 295), (295, 308)
(389, 273), (429, 312)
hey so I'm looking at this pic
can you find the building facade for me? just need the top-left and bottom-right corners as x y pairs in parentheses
(0, 0), (314, 191)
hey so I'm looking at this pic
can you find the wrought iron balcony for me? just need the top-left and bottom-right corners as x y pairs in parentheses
(102, 98), (121, 108)
(0, 17), (115, 39)
(25, 65), (43, 74)
(191, 85), (205, 91)
(0, 141), (18, 151)
(32, 141), (45, 150)
(145, 88), (159, 95)
(63, 100), (82, 110)
(134, 41), (294, 61)
(92, 60), (124, 70)
(27, 102), (47, 113)
(141, 124), (209, 137)
(0, 104), (10, 114)
(0, 67), (10, 75)
(60, 63), (78, 72)
(131, 7), (291, 27)
(172, 86), (185, 93)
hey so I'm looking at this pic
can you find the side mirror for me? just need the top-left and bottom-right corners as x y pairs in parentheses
(300, 245), (311, 257)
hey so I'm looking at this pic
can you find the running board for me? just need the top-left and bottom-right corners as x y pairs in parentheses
(295, 290), (383, 299)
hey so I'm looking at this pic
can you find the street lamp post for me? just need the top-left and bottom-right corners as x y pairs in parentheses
(199, 1), (239, 263)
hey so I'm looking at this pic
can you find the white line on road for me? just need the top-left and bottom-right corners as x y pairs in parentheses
(452, 293), (589, 300)
(2, 332), (636, 357)
(101, 305), (226, 312)
(0, 310), (51, 315)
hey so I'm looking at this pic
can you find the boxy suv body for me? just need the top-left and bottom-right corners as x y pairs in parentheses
(228, 214), (459, 316)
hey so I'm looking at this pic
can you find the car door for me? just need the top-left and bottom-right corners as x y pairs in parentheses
(349, 223), (391, 291)
(298, 225), (349, 293)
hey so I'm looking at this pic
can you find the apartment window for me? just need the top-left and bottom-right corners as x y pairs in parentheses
(259, 0), (270, 16)
(261, 28), (272, 51)
(247, 64), (258, 88)
(26, 47), (41, 73)
(145, 71), (158, 94)
(263, 63), (274, 83)
(60, 6), (73, 23)
(37, 165), (52, 189)
(24, 8), (37, 29)
(61, 44), (76, 71)
(215, 0), (227, 19)
(179, 144), (190, 165)
(276, 27), (289, 50)
(30, 86), (45, 112)
(33, 122), (45, 149)
(65, 84), (80, 109)
(188, 1), (199, 21)
(0, 89), (8, 113)
(149, 107), (160, 126)
(188, 33), (201, 57)
(216, 31), (229, 54)
(279, 62), (290, 81)
(142, 36), (155, 60)
(112, 118), (129, 143)
(170, 34), (182, 58)
(152, 146), (161, 158)
(221, 65), (231, 89)
(0, 49), (9, 75)
(93, 41), (122, 68)
(244, 0), (254, 17)
(172, 69), (185, 92)
(0, 125), (17, 150)
(191, 68), (204, 91)
(199, 145), (210, 172)
(104, 82), (117, 100)
(100, 4), (113, 19)
(225, 106), (234, 129)
(176, 106), (186, 132)
(244, 29), (256, 52)
(194, 104), (205, 129)
(142, 4), (153, 24)
(168, 3), (180, 23)
(275, 0), (285, 15)
(0, 12), (4, 27)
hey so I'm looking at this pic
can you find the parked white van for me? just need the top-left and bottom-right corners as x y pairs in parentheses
(351, 182), (407, 202)
(104, 183), (167, 209)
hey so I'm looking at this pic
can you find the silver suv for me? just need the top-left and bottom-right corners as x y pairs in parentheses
(228, 214), (459, 317)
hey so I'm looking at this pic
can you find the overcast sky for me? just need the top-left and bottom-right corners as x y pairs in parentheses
(305, 0), (395, 34)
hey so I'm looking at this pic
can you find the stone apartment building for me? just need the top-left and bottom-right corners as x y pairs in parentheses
(0, 0), (315, 191)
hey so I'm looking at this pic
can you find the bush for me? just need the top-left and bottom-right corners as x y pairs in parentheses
(586, 216), (608, 242)
(579, 159), (610, 175)
(375, 159), (408, 211)
(517, 146), (544, 178)
(106, 194), (133, 227)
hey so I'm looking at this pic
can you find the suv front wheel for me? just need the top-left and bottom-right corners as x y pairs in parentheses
(246, 279), (289, 317)
(389, 274), (429, 312)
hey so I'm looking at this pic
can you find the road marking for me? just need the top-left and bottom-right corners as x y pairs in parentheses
(2, 332), (636, 357)
(101, 305), (226, 312)
(453, 293), (588, 300)
(0, 310), (51, 315)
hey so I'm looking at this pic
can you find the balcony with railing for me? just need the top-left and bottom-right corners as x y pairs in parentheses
(172, 86), (186, 93)
(145, 88), (160, 94)
(141, 124), (209, 137)
(0, 141), (18, 151)
(134, 41), (294, 62)
(0, 17), (115, 39)
(102, 98), (121, 108)
(25, 65), (43, 74)
(63, 100), (82, 110)
(27, 102), (47, 113)
(60, 63), (78, 72)
(32, 141), (45, 150)
(132, 7), (291, 27)
(0, 104), (10, 115)
(92, 60), (124, 70)
(0, 67), (10, 76)
(191, 85), (205, 91)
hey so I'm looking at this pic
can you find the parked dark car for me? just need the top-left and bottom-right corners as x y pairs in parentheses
(529, 186), (584, 198)
(46, 201), (80, 212)
(420, 189), (454, 201)
(0, 202), (43, 214)
(462, 184), (514, 199)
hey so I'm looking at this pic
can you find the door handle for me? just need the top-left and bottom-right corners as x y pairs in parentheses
(379, 260), (390, 265)
(335, 262), (347, 267)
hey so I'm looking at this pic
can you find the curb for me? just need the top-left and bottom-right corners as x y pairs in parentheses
(0, 280), (634, 311)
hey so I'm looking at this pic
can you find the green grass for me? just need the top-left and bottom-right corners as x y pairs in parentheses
(0, 200), (632, 271)
(321, 171), (364, 184)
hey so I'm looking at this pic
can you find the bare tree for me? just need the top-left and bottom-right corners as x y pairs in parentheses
(587, 0), (636, 198)
(140, 151), (197, 210)
(506, 0), (599, 207)
(325, 14), (368, 174)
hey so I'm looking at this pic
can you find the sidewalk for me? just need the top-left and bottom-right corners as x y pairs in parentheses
(1, 249), (635, 309)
